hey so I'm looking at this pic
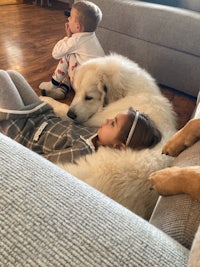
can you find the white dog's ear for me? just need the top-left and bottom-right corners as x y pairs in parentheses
(103, 85), (108, 107)
(98, 72), (109, 107)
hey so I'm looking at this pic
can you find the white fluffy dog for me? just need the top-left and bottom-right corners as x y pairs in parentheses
(40, 54), (177, 219)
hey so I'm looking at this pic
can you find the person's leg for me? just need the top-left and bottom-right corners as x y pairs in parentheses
(40, 57), (68, 90)
(39, 56), (71, 100)
(0, 70), (24, 109)
(67, 53), (78, 86)
(7, 70), (39, 105)
(52, 57), (69, 85)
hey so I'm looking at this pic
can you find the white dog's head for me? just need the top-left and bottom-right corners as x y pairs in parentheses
(67, 54), (130, 123)
(67, 64), (108, 123)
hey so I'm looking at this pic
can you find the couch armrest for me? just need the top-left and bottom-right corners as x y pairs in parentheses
(150, 142), (200, 250)
(150, 96), (200, 249)
(0, 133), (189, 266)
(188, 226), (200, 266)
(150, 194), (200, 249)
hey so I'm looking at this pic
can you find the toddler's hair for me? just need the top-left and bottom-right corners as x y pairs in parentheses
(73, 1), (102, 32)
(120, 107), (162, 150)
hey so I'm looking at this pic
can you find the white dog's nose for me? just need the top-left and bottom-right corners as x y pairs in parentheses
(67, 110), (77, 120)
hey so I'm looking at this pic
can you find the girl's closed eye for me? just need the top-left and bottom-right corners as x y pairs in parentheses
(96, 113), (129, 147)
(112, 117), (117, 127)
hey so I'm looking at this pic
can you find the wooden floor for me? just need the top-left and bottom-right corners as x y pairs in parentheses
(0, 1), (74, 104)
(0, 2), (196, 129)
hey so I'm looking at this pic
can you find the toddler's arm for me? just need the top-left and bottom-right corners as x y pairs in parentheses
(52, 23), (74, 59)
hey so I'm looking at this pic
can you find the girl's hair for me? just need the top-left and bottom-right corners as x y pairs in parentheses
(119, 107), (162, 150)
(73, 1), (102, 32)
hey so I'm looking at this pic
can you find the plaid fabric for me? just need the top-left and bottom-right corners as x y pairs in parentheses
(0, 101), (97, 164)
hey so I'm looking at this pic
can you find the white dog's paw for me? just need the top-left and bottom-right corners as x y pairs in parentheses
(39, 96), (69, 120)
(39, 96), (57, 105)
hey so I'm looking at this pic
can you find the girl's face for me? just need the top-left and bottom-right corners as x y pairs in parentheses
(97, 112), (129, 149)
(68, 8), (81, 33)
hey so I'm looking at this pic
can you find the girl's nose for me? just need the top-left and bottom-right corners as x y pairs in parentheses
(108, 119), (114, 125)
(103, 119), (109, 126)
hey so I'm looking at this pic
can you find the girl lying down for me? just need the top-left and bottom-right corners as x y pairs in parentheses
(0, 70), (162, 165)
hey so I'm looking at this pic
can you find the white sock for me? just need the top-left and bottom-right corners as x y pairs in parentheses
(41, 87), (68, 100)
(39, 81), (57, 91)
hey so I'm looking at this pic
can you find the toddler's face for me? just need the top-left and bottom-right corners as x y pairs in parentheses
(68, 8), (81, 33)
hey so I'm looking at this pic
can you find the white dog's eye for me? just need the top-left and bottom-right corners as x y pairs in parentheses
(85, 96), (93, 101)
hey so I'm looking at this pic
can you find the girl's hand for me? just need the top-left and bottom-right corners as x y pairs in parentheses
(65, 22), (72, 37)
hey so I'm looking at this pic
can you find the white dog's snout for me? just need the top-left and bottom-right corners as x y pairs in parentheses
(67, 109), (77, 120)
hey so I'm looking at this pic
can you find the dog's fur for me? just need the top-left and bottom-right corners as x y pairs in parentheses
(40, 53), (177, 219)
(149, 118), (200, 201)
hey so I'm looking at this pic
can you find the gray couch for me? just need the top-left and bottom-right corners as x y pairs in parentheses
(92, 0), (200, 96)
(1, 0), (200, 266)
(0, 133), (190, 266)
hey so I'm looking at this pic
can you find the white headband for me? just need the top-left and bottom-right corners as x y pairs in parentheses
(126, 110), (139, 146)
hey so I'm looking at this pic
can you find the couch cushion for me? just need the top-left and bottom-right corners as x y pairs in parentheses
(94, 0), (200, 57)
(0, 134), (189, 266)
(139, 0), (200, 12)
